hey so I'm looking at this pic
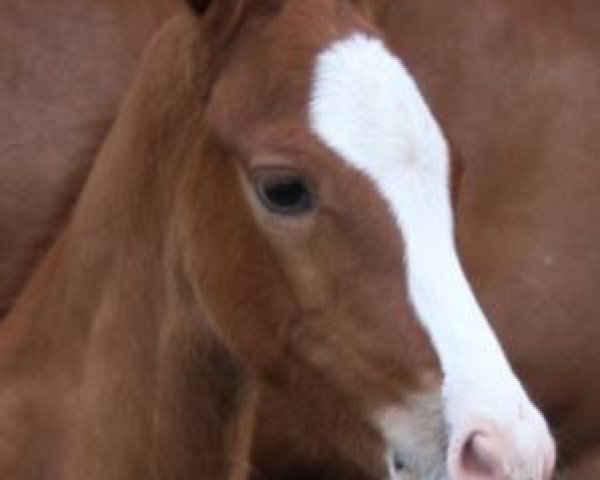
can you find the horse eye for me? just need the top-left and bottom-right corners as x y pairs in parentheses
(253, 169), (316, 215)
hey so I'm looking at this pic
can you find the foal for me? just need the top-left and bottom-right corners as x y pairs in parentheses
(0, 1), (554, 479)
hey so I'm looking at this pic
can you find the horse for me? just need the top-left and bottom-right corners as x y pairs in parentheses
(0, 0), (562, 478)
(251, 2), (600, 479)
(3, 0), (595, 478)
(0, 0), (179, 318)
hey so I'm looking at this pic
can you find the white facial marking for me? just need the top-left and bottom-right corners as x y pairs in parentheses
(310, 33), (553, 478)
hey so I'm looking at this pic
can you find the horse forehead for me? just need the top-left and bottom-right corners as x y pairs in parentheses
(308, 33), (449, 199)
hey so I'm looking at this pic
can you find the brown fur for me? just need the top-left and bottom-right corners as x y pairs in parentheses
(2, 0), (600, 479)
(1, 2), (440, 479)
(379, 0), (600, 471)
(0, 0), (180, 317)
(255, 2), (600, 478)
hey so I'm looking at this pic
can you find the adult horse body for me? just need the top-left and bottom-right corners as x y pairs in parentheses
(3, 0), (596, 478)
(385, 2), (600, 474)
(0, 0), (179, 317)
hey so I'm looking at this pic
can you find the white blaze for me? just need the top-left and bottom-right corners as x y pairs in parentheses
(309, 33), (551, 475)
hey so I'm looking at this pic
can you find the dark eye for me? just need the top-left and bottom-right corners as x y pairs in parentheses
(253, 169), (316, 215)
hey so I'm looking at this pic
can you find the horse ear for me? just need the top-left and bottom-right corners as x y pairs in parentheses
(185, 0), (248, 19)
(186, 0), (250, 47)
(185, 0), (211, 15)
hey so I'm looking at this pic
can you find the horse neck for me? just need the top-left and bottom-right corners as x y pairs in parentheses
(0, 16), (257, 480)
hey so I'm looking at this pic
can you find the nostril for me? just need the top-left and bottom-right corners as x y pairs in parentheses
(392, 451), (406, 472)
(457, 432), (506, 479)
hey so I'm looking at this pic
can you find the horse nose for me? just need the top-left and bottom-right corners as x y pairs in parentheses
(449, 429), (556, 480)
(542, 439), (556, 480)
(455, 432), (509, 479)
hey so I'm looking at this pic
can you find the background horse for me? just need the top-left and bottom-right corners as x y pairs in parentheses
(0, 0), (178, 317)
(3, 0), (598, 479)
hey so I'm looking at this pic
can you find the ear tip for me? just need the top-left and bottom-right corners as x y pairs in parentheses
(186, 0), (211, 15)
